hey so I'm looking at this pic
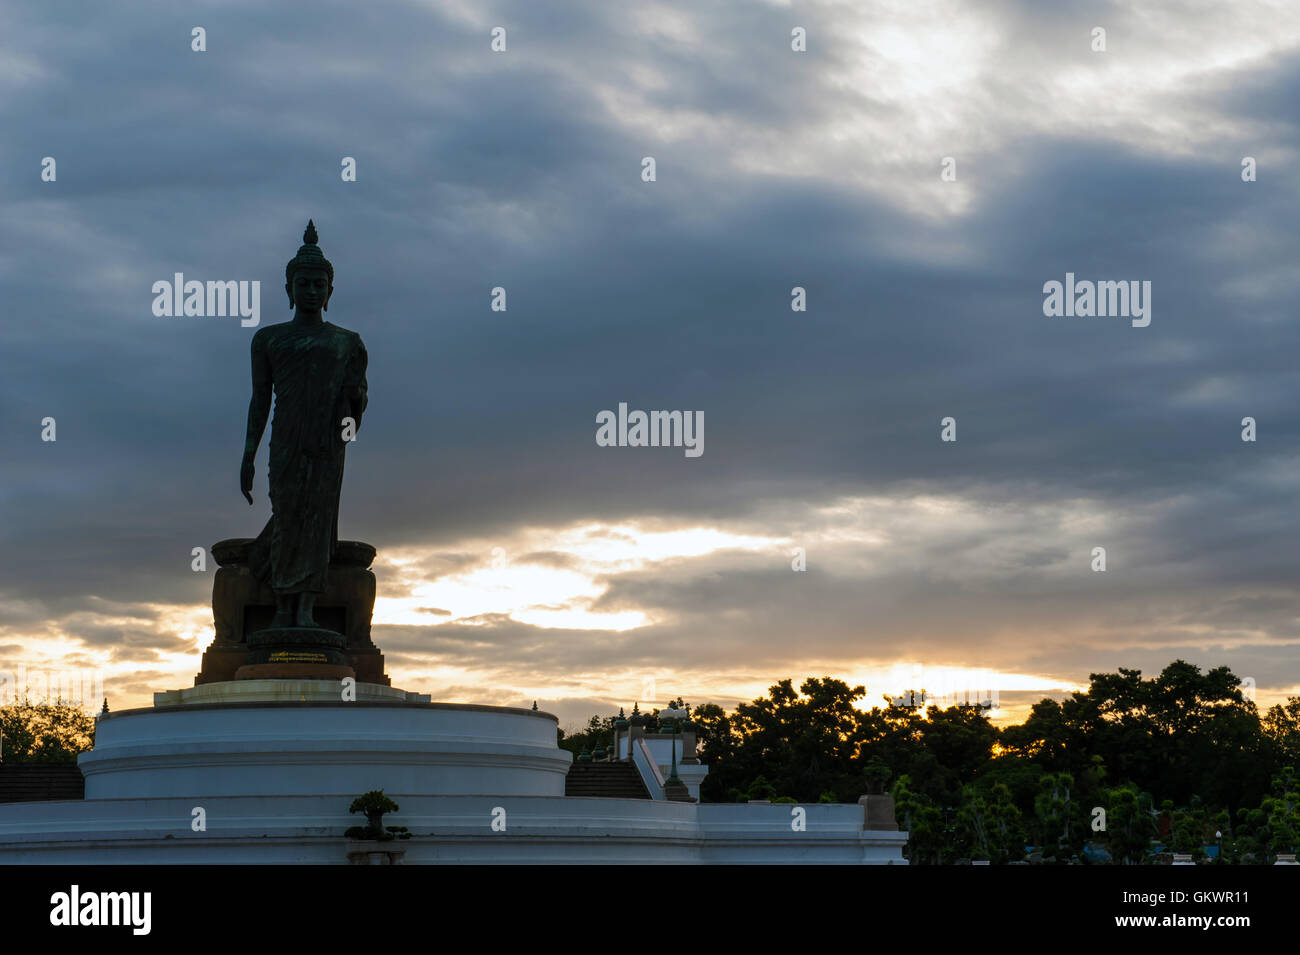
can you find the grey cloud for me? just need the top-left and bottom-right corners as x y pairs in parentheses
(2, 1), (1298, 711)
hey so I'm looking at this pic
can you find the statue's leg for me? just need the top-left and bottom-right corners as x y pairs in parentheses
(295, 591), (320, 628)
(271, 593), (294, 629)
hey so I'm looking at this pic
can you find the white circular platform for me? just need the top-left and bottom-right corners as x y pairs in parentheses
(79, 689), (571, 799)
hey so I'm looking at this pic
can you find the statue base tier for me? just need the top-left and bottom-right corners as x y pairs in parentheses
(197, 538), (390, 686)
(233, 626), (352, 680)
(156, 679), (428, 706)
(235, 662), (357, 680)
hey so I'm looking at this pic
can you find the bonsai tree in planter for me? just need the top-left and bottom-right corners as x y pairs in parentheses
(864, 759), (892, 795)
(346, 790), (411, 841)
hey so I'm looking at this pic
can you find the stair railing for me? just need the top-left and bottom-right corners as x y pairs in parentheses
(632, 737), (667, 799)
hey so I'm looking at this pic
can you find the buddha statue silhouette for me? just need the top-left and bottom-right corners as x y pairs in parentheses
(240, 220), (368, 631)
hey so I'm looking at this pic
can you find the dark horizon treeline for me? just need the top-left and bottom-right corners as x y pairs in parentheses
(566, 660), (1300, 864)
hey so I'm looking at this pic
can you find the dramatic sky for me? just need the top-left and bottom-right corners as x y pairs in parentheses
(2, 0), (1299, 729)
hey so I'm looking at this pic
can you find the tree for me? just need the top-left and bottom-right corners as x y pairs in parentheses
(999, 698), (1073, 771)
(1033, 772), (1076, 852)
(893, 774), (947, 865)
(1168, 795), (1209, 860)
(700, 677), (873, 802)
(694, 702), (737, 801)
(957, 782), (1023, 863)
(558, 713), (615, 758)
(1104, 783), (1158, 864)
(0, 702), (95, 762)
(572, 661), (1287, 864)
(346, 790), (409, 841)
(1262, 697), (1300, 768)
(1259, 766), (1300, 859)
(743, 775), (777, 801)
(1004, 661), (1268, 812)
(915, 705), (998, 804)
(1068, 661), (1266, 810)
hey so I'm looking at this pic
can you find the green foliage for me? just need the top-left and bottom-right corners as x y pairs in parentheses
(742, 774), (777, 802)
(1165, 795), (1209, 859)
(1103, 783), (1158, 864)
(696, 676), (996, 805)
(347, 790), (401, 841)
(893, 774), (948, 865)
(1258, 767), (1300, 858)
(558, 714), (616, 757)
(349, 790), (399, 815)
(1033, 772), (1078, 852)
(957, 782), (1023, 864)
(1262, 698), (1300, 768)
(566, 660), (1299, 863)
(0, 702), (95, 762)
(691, 702), (732, 766)
(863, 758), (892, 791)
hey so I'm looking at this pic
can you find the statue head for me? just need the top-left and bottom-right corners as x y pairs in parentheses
(285, 219), (334, 312)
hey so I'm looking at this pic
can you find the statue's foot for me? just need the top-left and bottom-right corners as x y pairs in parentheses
(294, 612), (320, 629)
(270, 610), (294, 629)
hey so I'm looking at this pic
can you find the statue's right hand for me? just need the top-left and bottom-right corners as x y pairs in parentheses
(240, 459), (254, 504)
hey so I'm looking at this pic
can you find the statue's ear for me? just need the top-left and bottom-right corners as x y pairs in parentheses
(323, 283), (333, 312)
(285, 282), (294, 309)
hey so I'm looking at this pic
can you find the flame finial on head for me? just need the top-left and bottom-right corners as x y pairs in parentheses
(286, 219), (333, 282)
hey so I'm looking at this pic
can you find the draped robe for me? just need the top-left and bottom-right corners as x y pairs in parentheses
(246, 319), (368, 594)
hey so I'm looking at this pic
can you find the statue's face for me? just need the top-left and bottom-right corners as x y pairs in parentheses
(287, 268), (332, 311)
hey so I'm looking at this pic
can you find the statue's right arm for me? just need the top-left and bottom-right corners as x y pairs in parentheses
(241, 331), (272, 503)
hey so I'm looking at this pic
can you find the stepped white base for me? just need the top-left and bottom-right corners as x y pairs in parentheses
(0, 691), (910, 864)
(79, 696), (570, 799)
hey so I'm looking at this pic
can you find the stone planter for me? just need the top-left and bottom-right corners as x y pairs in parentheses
(346, 842), (405, 865)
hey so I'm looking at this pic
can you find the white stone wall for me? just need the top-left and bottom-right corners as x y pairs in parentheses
(0, 793), (907, 864)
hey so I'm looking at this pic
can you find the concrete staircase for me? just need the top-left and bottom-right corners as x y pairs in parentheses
(0, 763), (85, 803)
(565, 761), (651, 799)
